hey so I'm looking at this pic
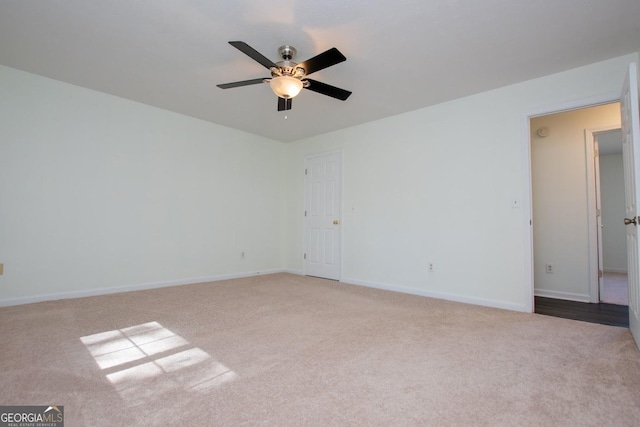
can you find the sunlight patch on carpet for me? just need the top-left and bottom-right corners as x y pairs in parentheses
(80, 321), (237, 403)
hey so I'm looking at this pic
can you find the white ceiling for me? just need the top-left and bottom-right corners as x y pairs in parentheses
(1, 1), (639, 142)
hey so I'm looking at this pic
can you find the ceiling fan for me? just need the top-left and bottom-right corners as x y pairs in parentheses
(217, 41), (352, 111)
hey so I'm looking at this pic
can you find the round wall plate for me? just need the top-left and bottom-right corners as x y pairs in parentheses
(536, 127), (549, 138)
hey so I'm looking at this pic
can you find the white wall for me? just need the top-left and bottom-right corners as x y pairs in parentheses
(2, 53), (639, 311)
(0, 65), (286, 305)
(530, 105), (621, 301)
(600, 153), (627, 273)
(285, 53), (639, 312)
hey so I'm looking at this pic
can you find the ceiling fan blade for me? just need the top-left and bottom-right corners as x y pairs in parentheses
(297, 48), (346, 76)
(278, 97), (292, 111)
(229, 41), (277, 70)
(217, 78), (266, 89)
(304, 79), (352, 101)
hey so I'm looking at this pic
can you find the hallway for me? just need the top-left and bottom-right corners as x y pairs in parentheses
(602, 272), (628, 306)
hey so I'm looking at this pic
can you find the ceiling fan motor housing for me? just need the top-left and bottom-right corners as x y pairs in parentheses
(272, 45), (306, 78)
(278, 45), (296, 60)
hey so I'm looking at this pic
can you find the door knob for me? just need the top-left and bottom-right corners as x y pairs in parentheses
(333, 220), (340, 225)
(624, 217), (637, 225)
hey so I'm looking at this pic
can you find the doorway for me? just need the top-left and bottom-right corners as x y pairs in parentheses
(594, 129), (629, 305)
(530, 103), (621, 304)
(526, 63), (640, 348)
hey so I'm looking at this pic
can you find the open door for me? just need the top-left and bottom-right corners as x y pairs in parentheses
(621, 62), (640, 348)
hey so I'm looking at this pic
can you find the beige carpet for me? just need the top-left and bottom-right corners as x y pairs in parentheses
(1, 273), (639, 426)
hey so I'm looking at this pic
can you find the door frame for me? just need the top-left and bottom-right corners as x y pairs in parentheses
(522, 93), (620, 313)
(302, 150), (344, 280)
(586, 126), (622, 303)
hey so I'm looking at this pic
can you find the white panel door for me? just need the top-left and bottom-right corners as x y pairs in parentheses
(621, 62), (640, 348)
(304, 152), (341, 280)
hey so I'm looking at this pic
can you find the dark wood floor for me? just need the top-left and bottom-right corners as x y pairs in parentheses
(535, 296), (629, 328)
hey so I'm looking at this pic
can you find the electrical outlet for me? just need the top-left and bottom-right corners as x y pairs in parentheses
(428, 263), (434, 272)
(241, 251), (245, 259)
(545, 263), (554, 274)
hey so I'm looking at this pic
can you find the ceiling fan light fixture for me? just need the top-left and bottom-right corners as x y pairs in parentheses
(218, 42), (351, 111)
(270, 75), (303, 99)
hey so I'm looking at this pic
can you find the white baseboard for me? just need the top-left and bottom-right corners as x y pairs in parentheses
(0, 269), (285, 307)
(534, 289), (591, 303)
(604, 268), (628, 274)
(341, 277), (528, 312)
(3, 270), (532, 312)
